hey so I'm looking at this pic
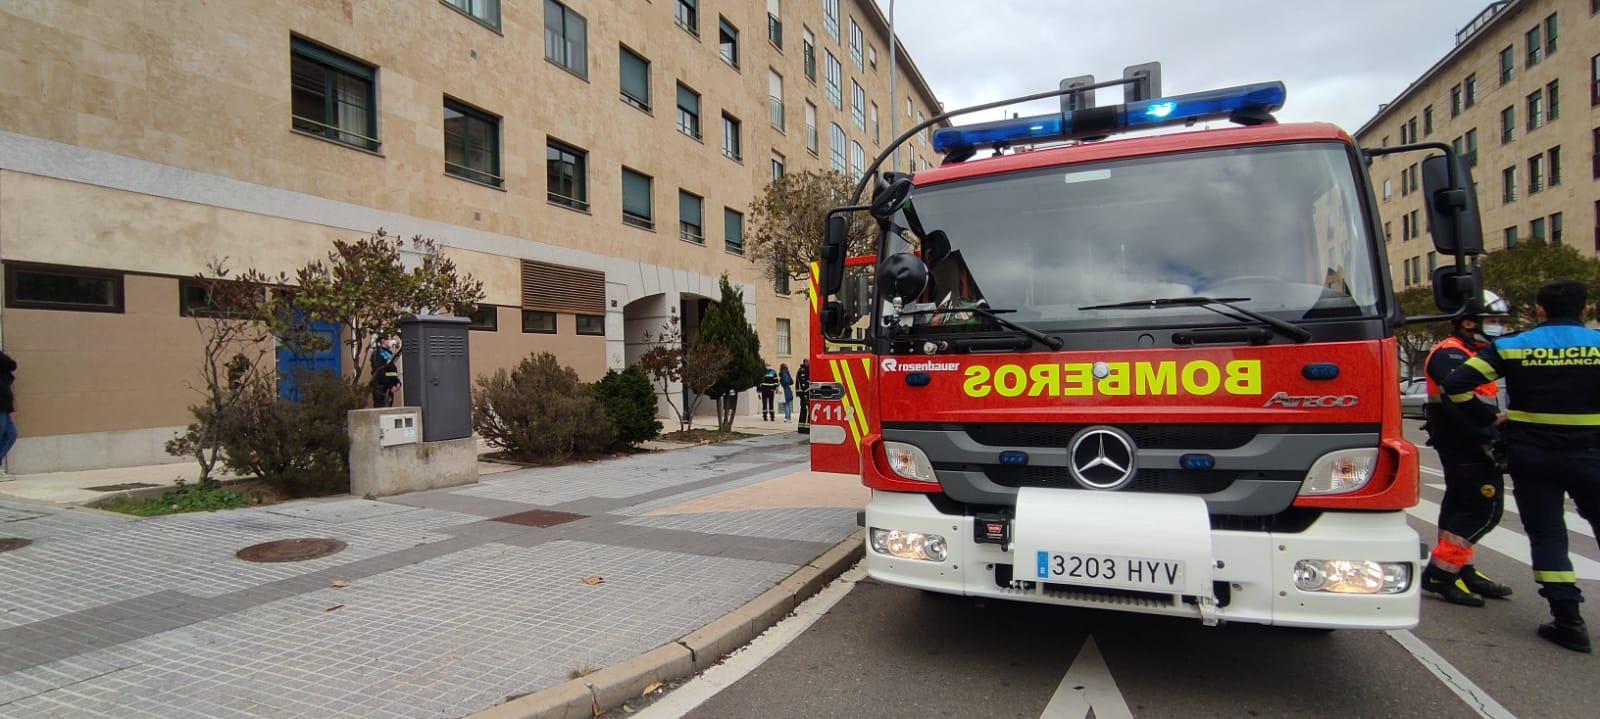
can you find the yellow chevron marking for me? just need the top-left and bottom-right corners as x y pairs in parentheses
(809, 261), (820, 314)
(831, 359), (863, 451)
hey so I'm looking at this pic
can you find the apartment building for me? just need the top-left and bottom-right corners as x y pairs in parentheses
(0, 0), (946, 473)
(1356, 0), (1599, 291)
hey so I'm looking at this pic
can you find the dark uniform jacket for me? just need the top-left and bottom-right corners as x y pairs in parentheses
(1442, 319), (1600, 449)
(1423, 334), (1499, 446)
(758, 373), (779, 396)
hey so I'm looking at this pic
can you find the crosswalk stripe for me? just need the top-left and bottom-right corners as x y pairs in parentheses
(1419, 477), (1596, 539)
(1407, 497), (1600, 579)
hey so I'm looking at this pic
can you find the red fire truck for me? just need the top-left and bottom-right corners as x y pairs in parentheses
(808, 70), (1486, 629)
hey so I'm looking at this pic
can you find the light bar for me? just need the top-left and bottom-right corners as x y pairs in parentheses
(932, 81), (1287, 156)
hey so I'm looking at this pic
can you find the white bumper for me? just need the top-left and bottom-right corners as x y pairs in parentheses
(864, 489), (1421, 630)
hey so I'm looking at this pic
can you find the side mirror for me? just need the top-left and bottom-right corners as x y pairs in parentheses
(1421, 153), (1483, 256)
(877, 252), (928, 302)
(1430, 264), (1482, 314)
(819, 300), (844, 338)
(869, 176), (913, 220)
(820, 215), (848, 296)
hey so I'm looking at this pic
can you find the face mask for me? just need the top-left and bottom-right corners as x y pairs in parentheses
(1483, 322), (1506, 337)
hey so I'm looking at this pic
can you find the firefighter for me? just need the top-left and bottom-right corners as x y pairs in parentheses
(1442, 280), (1600, 653)
(795, 359), (811, 434)
(1419, 290), (1514, 607)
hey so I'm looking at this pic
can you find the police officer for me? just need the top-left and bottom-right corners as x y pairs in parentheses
(1443, 280), (1600, 653)
(795, 359), (811, 434)
(1420, 291), (1514, 606)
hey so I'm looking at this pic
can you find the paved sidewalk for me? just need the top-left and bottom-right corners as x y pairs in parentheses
(0, 420), (865, 718)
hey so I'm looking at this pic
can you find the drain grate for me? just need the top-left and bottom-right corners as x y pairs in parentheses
(85, 482), (161, 492)
(490, 509), (588, 528)
(0, 538), (33, 552)
(235, 538), (347, 563)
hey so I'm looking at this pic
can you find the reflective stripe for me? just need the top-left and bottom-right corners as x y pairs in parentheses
(1534, 570), (1579, 583)
(1447, 391), (1478, 403)
(1505, 410), (1600, 426)
(1462, 356), (1499, 382)
(1497, 348), (1528, 359)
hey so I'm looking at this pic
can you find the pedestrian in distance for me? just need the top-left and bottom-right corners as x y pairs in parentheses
(369, 337), (401, 408)
(758, 367), (780, 422)
(779, 363), (795, 423)
(796, 359), (811, 434)
(1443, 280), (1600, 653)
(1419, 291), (1515, 607)
(0, 349), (16, 480)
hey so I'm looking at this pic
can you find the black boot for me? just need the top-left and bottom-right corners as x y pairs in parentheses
(1537, 601), (1592, 653)
(1460, 565), (1514, 599)
(1422, 565), (1486, 607)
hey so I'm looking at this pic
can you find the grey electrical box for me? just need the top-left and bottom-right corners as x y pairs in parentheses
(399, 315), (472, 442)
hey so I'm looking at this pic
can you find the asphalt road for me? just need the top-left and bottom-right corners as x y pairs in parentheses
(655, 420), (1600, 719)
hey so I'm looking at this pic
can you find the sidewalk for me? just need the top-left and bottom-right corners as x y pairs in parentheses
(0, 415), (865, 719)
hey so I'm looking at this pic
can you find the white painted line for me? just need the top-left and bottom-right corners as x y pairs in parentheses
(1387, 630), (1516, 719)
(1039, 635), (1133, 719)
(1407, 498), (1600, 579)
(1417, 477), (1594, 539)
(1421, 466), (1444, 477)
(634, 566), (868, 719)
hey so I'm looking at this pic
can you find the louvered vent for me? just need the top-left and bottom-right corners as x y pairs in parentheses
(521, 260), (604, 314)
(428, 334), (466, 358)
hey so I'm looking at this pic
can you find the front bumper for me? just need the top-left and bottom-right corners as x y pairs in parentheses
(864, 489), (1421, 629)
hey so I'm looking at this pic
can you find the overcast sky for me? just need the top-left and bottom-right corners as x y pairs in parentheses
(875, 0), (1486, 135)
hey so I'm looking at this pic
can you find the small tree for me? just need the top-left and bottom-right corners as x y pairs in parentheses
(1480, 239), (1600, 329)
(745, 170), (877, 289)
(696, 275), (764, 431)
(591, 366), (662, 449)
(637, 314), (731, 433)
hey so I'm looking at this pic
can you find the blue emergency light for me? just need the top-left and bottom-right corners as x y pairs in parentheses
(932, 81), (1287, 156)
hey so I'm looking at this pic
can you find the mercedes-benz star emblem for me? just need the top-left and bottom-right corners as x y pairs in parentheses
(1067, 426), (1138, 490)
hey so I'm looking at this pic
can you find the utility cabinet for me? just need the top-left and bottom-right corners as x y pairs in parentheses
(399, 315), (472, 441)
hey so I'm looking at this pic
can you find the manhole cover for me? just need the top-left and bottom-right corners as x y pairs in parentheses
(490, 509), (587, 528)
(235, 538), (347, 563)
(0, 538), (33, 552)
(85, 482), (161, 492)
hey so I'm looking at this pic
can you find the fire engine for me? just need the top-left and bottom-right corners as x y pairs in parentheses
(808, 66), (1488, 629)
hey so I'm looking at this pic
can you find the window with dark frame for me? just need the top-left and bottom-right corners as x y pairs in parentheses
(675, 0), (698, 35)
(721, 112), (742, 161)
(1526, 26), (1541, 67)
(718, 17), (740, 69)
(1531, 217), (1547, 244)
(1500, 106), (1515, 143)
(521, 310), (556, 334)
(1464, 73), (1477, 107)
(724, 208), (744, 255)
(1451, 85), (1462, 116)
(443, 0), (499, 30)
(575, 314), (604, 336)
(1465, 128), (1479, 166)
(1500, 45), (1514, 84)
(1549, 146), (1562, 186)
(291, 38), (378, 151)
(849, 18), (863, 70)
(1410, 209), (1420, 238)
(1505, 226), (1519, 248)
(1529, 154), (1545, 194)
(545, 0), (588, 78)
(1502, 165), (1518, 203)
(679, 190), (704, 243)
(1547, 79), (1560, 120)
(1550, 211), (1563, 245)
(466, 305), (498, 331)
(622, 167), (653, 229)
(178, 277), (265, 318)
(802, 27), (816, 81)
(1591, 53), (1600, 106)
(851, 80), (865, 130)
(823, 0), (839, 41)
(4, 263), (124, 313)
(443, 98), (501, 186)
(767, 0), (782, 48)
(1545, 13), (1557, 55)
(546, 138), (588, 211)
(824, 51), (841, 108)
(676, 83), (701, 138)
(776, 318), (791, 354)
(1422, 106), (1432, 136)
(804, 101), (818, 154)
(1526, 90), (1543, 131)
(620, 46), (651, 111)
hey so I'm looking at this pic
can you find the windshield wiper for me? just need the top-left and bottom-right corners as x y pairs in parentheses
(1078, 296), (1313, 343)
(897, 305), (1063, 350)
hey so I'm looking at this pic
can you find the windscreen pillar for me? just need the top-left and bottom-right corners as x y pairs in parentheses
(399, 315), (472, 441)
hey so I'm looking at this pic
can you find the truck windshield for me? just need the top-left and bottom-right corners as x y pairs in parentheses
(897, 141), (1382, 335)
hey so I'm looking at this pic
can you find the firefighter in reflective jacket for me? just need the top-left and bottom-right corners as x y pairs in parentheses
(1420, 291), (1514, 607)
(795, 360), (811, 434)
(1443, 280), (1600, 653)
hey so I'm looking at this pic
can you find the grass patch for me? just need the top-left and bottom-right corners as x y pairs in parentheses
(568, 663), (600, 679)
(100, 480), (252, 517)
(660, 429), (755, 444)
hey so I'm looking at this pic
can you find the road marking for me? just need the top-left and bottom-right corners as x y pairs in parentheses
(633, 566), (867, 719)
(1408, 497), (1600, 579)
(1420, 475), (1595, 539)
(1387, 630), (1517, 719)
(1039, 635), (1133, 719)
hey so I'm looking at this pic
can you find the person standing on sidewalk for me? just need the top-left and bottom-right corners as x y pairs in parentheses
(1419, 291), (1514, 607)
(758, 367), (779, 421)
(369, 338), (401, 408)
(1443, 280), (1600, 653)
(796, 359), (811, 434)
(0, 350), (16, 479)
(779, 363), (795, 423)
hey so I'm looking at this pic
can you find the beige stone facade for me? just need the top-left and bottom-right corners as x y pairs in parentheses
(0, 0), (946, 473)
(1357, 0), (1599, 293)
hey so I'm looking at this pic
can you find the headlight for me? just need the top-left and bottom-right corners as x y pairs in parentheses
(870, 528), (948, 562)
(882, 441), (938, 483)
(1298, 448), (1379, 495)
(1293, 559), (1411, 594)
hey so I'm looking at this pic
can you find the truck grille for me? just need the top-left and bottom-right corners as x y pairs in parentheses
(982, 466), (1238, 494)
(962, 423), (1259, 450)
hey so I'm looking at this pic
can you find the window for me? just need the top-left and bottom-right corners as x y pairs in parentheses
(1592, 54), (1600, 106)
(290, 37), (378, 151)
(466, 305), (498, 331)
(443, 0), (499, 29)
(676, 83), (701, 138)
(1384, 221), (1392, 243)
(1527, 90), (1543, 130)
(1407, 117), (1417, 143)
(1595, 130), (1600, 179)
(1502, 165), (1518, 203)
(1411, 255), (1421, 285)
(1408, 163), (1418, 193)
(1504, 226), (1519, 248)
(575, 315), (604, 336)
(869, 45), (877, 71)
(679, 190), (704, 244)
(824, 51), (841, 108)
(1531, 217), (1547, 244)
(9, 263), (126, 313)
(1549, 146), (1562, 186)
(829, 122), (846, 173)
(1410, 210), (1420, 239)
(1464, 74), (1477, 107)
(544, 0), (587, 79)
(805, 101), (818, 154)
(1397, 121), (1407, 145)
(619, 46), (650, 111)
(621, 167), (653, 229)
(769, 70), (784, 129)
(1500, 45), (1514, 84)
(546, 138), (588, 210)
(718, 17), (739, 69)
(1550, 212), (1563, 245)
(776, 318), (792, 355)
(179, 277), (265, 318)
(1382, 178), (1392, 200)
(802, 27), (816, 81)
(823, 0), (839, 41)
(871, 102), (880, 144)
(1427, 252), (1438, 273)
(1400, 170), (1409, 197)
(1402, 213), (1410, 241)
(849, 18), (863, 70)
(771, 152), (784, 180)
(1547, 79), (1560, 120)
(849, 140), (865, 181)
(675, 0), (697, 36)
(1500, 106), (1515, 143)
(1545, 13), (1558, 55)
(721, 112), (742, 161)
(1451, 85), (1462, 116)
(443, 98), (500, 186)
(724, 208), (744, 255)
(917, 112), (927, 145)
(851, 80), (865, 130)
(522, 310), (556, 334)
(1465, 128), (1479, 166)
(767, 0), (782, 48)
(1526, 26), (1541, 67)
(1529, 154), (1545, 193)
(1423, 106), (1432, 136)
(774, 260), (789, 295)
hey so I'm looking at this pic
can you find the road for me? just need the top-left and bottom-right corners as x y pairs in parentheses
(643, 421), (1599, 719)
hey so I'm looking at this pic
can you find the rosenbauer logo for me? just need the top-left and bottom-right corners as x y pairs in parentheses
(880, 358), (961, 373)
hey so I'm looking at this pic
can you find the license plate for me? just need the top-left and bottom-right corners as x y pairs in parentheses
(1035, 551), (1186, 592)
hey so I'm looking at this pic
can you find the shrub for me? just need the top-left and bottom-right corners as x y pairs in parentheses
(220, 369), (366, 496)
(474, 353), (615, 463)
(591, 366), (662, 449)
(101, 479), (249, 517)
